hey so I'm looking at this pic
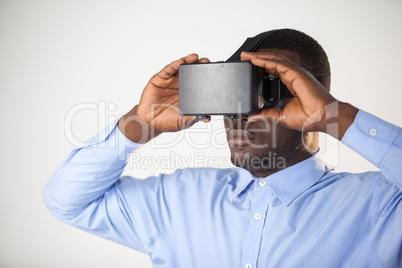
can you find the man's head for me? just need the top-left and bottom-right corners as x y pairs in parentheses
(257, 29), (331, 86)
(224, 29), (331, 177)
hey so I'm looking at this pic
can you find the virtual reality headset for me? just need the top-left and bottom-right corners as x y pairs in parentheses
(179, 30), (293, 120)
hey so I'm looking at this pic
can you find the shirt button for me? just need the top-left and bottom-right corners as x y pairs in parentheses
(254, 213), (262, 220)
(245, 263), (252, 268)
(259, 180), (266, 187)
(369, 128), (377, 136)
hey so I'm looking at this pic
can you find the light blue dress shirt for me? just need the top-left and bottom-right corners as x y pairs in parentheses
(43, 110), (402, 268)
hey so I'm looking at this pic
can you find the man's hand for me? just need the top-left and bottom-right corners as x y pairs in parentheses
(119, 54), (210, 143)
(241, 52), (359, 141)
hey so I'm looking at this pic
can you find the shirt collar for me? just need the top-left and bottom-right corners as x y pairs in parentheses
(229, 168), (254, 202)
(265, 154), (329, 206)
(229, 154), (329, 205)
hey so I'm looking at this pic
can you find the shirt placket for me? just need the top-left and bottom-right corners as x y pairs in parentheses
(241, 179), (271, 268)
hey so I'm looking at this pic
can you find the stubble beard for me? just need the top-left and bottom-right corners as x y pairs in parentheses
(230, 129), (304, 173)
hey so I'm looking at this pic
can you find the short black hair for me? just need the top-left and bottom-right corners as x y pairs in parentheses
(257, 29), (330, 78)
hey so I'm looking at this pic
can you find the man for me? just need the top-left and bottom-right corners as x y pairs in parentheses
(43, 29), (401, 267)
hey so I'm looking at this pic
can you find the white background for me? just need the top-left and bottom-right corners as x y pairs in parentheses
(1, 0), (401, 267)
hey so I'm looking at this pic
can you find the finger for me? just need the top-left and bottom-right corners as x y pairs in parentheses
(182, 115), (198, 128)
(182, 115), (211, 129)
(241, 51), (296, 65)
(156, 53), (199, 79)
(251, 57), (300, 95)
(248, 108), (285, 125)
(183, 53), (200, 64)
(197, 115), (211, 123)
(241, 51), (300, 82)
(246, 55), (335, 110)
(148, 75), (180, 90)
(198, 57), (210, 64)
(245, 55), (296, 75)
(240, 52), (301, 95)
(156, 61), (182, 80)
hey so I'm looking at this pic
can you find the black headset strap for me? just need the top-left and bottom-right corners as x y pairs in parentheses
(279, 81), (294, 98)
(226, 30), (279, 62)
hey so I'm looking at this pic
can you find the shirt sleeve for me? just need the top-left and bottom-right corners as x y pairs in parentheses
(42, 120), (163, 253)
(342, 110), (402, 267)
(342, 110), (402, 189)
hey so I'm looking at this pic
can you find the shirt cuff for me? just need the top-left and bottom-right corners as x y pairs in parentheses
(79, 119), (142, 164)
(342, 110), (401, 166)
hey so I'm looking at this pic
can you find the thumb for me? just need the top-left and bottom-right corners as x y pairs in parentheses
(182, 115), (211, 129)
(197, 116), (211, 123)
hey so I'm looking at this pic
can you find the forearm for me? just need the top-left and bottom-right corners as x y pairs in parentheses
(43, 121), (140, 219)
(43, 120), (165, 252)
